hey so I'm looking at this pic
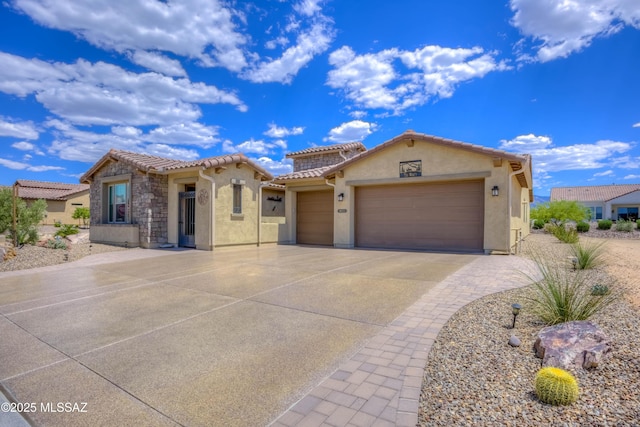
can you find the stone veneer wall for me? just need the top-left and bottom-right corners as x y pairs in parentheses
(293, 148), (361, 172)
(89, 161), (168, 246)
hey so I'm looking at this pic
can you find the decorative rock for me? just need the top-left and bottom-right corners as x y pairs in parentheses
(534, 321), (611, 370)
(508, 335), (521, 347)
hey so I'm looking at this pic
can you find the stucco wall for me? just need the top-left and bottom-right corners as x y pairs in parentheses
(29, 191), (90, 226)
(328, 139), (525, 253)
(262, 188), (285, 217)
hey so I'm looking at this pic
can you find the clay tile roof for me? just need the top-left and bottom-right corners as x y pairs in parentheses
(272, 165), (334, 183)
(81, 149), (273, 182)
(323, 130), (529, 178)
(286, 142), (366, 158)
(551, 184), (640, 202)
(14, 180), (89, 200)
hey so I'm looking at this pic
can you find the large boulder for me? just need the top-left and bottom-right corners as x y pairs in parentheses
(534, 320), (612, 370)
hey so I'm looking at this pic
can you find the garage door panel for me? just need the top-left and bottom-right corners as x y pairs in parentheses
(355, 181), (484, 252)
(297, 191), (334, 246)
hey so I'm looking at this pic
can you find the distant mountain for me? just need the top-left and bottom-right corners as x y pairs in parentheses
(531, 195), (550, 207)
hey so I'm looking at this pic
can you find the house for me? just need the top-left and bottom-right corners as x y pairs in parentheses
(80, 149), (277, 250)
(551, 184), (640, 221)
(273, 130), (533, 254)
(14, 180), (90, 225)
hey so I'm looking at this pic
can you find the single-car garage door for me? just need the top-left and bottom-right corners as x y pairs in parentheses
(297, 190), (334, 245)
(355, 180), (484, 252)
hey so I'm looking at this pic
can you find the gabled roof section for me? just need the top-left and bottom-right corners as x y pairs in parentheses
(272, 165), (334, 183)
(14, 180), (89, 201)
(551, 184), (640, 202)
(80, 149), (273, 183)
(286, 142), (366, 158)
(323, 130), (529, 177)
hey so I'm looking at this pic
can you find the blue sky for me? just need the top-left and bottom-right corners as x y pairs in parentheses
(0, 0), (639, 196)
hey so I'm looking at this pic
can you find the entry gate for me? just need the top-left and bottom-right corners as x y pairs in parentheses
(179, 191), (196, 247)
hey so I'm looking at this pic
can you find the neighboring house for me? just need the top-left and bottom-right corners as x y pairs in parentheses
(14, 180), (90, 225)
(80, 149), (276, 250)
(551, 184), (640, 221)
(273, 130), (533, 254)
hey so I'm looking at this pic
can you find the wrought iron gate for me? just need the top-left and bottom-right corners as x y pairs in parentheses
(179, 191), (196, 247)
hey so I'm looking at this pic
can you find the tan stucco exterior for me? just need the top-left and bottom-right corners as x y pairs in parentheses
(277, 132), (532, 254)
(39, 191), (90, 225)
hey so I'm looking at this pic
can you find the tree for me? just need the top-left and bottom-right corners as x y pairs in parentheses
(72, 206), (90, 227)
(1, 192), (47, 245)
(0, 187), (12, 234)
(531, 200), (590, 225)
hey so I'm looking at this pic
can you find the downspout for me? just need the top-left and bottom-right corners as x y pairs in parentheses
(199, 167), (215, 250)
(506, 155), (530, 254)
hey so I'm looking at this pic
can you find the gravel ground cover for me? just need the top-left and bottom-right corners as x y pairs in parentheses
(418, 230), (640, 426)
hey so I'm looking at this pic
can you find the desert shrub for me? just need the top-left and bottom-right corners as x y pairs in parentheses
(597, 219), (612, 230)
(637, 219), (640, 228)
(54, 220), (62, 228)
(533, 219), (545, 229)
(44, 238), (68, 250)
(8, 198), (47, 245)
(531, 200), (590, 225)
(615, 219), (635, 232)
(72, 207), (90, 227)
(576, 221), (590, 232)
(570, 240), (605, 270)
(549, 224), (579, 244)
(528, 256), (617, 325)
(591, 284), (611, 296)
(55, 224), (79, 238)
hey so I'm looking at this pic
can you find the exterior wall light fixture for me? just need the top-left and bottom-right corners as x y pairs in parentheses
(337, 193), (344, 202)
(492, 185), (499, 197)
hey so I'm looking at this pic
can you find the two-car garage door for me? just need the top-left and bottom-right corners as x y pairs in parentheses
(355, 180), (484, 252)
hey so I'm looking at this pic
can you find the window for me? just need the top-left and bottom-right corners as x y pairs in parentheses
(618, 207), (638, 221)
(589, 207), (602, 221)
(233, 184), (242, 214)
(108, 183), (128, 223)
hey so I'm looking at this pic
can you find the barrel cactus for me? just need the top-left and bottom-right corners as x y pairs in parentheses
(534, 367), (579, 405)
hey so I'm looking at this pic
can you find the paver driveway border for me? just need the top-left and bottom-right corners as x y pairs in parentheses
(0, 246), (537, 427)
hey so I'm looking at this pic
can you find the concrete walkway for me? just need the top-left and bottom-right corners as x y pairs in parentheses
(270, 255), (537, 427)
(0, 247), (537, 426)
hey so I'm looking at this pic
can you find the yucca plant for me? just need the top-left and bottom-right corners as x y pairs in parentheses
(527, 255), (617, 325)
(549, 224), (579, 244)
(569, 240), (606, 270)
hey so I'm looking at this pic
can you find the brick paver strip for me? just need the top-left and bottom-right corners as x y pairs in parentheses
(270, 255), (537, 426)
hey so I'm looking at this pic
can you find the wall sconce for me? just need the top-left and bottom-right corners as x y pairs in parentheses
(492, 185), (499, 197)
(337, 193), (344, 202)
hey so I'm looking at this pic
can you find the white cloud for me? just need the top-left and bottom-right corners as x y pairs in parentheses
(0, 157), (64, 172)
(294, 0), (322, 17)
(0, 117), (39, 139)
(324, 120), (377, 143)
(146, 122), (220, 148)
(611, 155), (640, 169)
(11, 141), (45, 155)
(510, 0), (640, 62)
(263, 123), (305, 138)
(327, 45), (508, 114)
(499, 133), (633, 185)
(10, 0), (249, 72)
(242, 20), (334, 83)
(250, 156), (293, 176)
(0, 52), (247, 126)
(623, 174), (640, 180)
(594, 170), (614, 177)
(349, 111), (367, 119)
(633, 122), (640, 128)
(128, 50), (187, 77)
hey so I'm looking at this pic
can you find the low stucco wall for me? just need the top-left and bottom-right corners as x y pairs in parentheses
(90, 224), (140, 247)
(261, 217), (287, 243)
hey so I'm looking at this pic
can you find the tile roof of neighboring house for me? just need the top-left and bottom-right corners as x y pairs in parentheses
(264, 182), (285, 190)
(80, 149), (273, 182)
(272, 165), (334, 183)
(14, 180), (90, 201)
(286, 142), (367, 158)
(551, 184), (640, 202)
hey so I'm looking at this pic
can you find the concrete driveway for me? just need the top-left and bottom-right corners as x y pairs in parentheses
(0, 245), (478, 426)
